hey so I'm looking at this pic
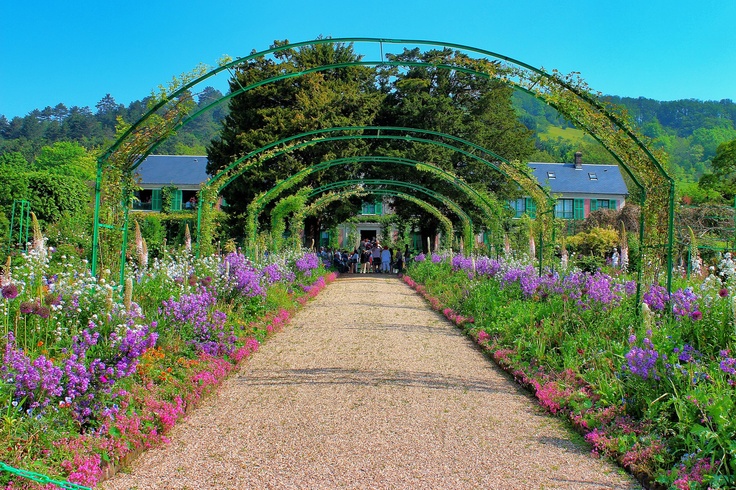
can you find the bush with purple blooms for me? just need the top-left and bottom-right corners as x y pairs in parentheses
(406, 252), (736, 488)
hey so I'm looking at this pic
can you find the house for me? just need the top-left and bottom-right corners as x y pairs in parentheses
(132, 155), (209, 211)
(509, 152), (629, 220)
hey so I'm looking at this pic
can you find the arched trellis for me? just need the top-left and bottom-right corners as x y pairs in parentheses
(195, 126), (553, 251)
(302, 179), (475, 248)
(298, 188), (455, 250)
(247, 155), (501, 236)
(94, 37), (671, 289)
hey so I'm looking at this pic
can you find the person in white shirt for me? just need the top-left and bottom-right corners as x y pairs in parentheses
(371, 242), (382, 273)
(381, 247), (391, 273)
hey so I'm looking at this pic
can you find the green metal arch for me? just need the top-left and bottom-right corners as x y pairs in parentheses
(250, 155), (499, 223)
(300, 188), (455, 249)
(94, 37), (672, 290)
(305, 179), (474, 248)
(207, 126), (547, 203)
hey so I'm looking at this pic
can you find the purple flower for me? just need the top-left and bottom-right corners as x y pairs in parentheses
(670, 287), (699, 320)
(2, 283), (18, 299)
(295, 253), (319, 275)
(624, 336), (660, 380)
(19, 300), (35, 314)
(643, 285), (669, 311)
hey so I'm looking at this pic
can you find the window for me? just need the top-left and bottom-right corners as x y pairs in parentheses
(361, 202), (376, 215)
(555, 199), (574, 219)
(547, 171), (556, 179)
(509, 198), (526, 218)
(361, 201), (383, 215)
(133, 190), (153, 210)
(597, 199), (610, 209)
(588, 172), (598, 180)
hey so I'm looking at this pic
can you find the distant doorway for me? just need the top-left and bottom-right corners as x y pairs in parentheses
(360, 230), (376, 242)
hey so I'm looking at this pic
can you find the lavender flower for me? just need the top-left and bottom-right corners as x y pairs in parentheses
(624, 335), (660, 380)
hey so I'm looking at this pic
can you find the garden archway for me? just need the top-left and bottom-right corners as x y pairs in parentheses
(300, 188), (456, 250)
(246, 155), (500, 235)
(93, 38), (671, 288)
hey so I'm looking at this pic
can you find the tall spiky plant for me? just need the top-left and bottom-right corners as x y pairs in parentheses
(1, 256), (11, 286)
(560, 236), (569, 270)
(134, 220), (147, 270)
(184, 223), (192, 252)
(688, 225), (702, 277)
(529, 225), (536, 260)
(30, 212), (46, 259)
(619, 221), (629, 272)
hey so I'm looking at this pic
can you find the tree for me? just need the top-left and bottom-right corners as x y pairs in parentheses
(34, 141), (96, 180)
(699, 139), (736, 201)
(207, 40), (383, 244)
(372, 48), (536, 239)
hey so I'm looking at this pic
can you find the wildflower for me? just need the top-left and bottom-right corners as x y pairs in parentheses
(1, 283), (18, 299)
(19, 300), (35, 314)
(719, 287), (729, 298)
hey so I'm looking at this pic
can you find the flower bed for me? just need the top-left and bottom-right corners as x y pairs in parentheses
(1, 247), (335, 489)
(405, 252), (736, 489)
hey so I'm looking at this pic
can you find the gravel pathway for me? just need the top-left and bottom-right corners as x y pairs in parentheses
(102, 275), (639, 489)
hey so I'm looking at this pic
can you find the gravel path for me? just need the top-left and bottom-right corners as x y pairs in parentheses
(102, 275), (639, 489)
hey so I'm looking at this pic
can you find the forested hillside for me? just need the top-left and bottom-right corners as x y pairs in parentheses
(0, 87), (228, 163)
(512, 92), (736, 183)
(2, 87), (735, 189)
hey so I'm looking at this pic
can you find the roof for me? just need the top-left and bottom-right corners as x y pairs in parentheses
(527, 162), (628, 196)
(134, 155), (209, 186)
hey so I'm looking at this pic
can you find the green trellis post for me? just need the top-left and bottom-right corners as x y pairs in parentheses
(7, 199), (31, 253)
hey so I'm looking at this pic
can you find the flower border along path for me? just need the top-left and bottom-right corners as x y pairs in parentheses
(101, 273), (638, 489)
(0, 248), (335, 490)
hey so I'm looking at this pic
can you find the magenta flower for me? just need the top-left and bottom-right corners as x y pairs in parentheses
(2, 283), (18, 299)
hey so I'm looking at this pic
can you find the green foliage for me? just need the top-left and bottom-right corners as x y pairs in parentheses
(271, 189), (310, 251)
(699, 139), (736, 201)
(14, 172), (89, 226)
(566, 227), (619, 258)
(33, 141), (96, 180)
(160, 185), (178, 214)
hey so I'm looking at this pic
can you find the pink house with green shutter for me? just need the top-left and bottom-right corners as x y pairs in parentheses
(510, 153), (628, 220)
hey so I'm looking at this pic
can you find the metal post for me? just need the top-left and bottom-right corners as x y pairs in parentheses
(118, 186), (131, 287)
(91, 161), (104, 277)
(666, 181), (675, 293)
(196, 197), (203, 258)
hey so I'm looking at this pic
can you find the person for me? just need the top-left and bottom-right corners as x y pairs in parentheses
(394, 248), (404, 274)
(185, 196), (197, 209)
(404, 244), (411, 264)
(381, 246), (392, 273)
(371, 242), (382, 273)
(349, 248), (359, 273)
(360, 246), (371, 273)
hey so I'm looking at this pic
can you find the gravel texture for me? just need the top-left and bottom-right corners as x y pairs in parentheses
(102, 274), (640, 489)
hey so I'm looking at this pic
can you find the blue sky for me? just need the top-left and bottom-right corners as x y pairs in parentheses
(1, 0), (735, 119)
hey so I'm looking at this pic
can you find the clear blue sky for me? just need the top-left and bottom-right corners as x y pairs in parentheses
(1, 0), (735, 119)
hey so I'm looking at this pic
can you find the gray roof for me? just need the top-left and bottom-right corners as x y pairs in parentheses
(134, 155), (209, 186)
(528, 162), (628, 196)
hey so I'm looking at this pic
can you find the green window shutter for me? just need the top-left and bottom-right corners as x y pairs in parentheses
(526, 198), (536, 218)
(376, 201), (383, 215)
(172, 190), (182, 211)
(590, 199), (597, 212)
(151, 189), (162, 211)
(610, 199), (617, 210)
(574, 199), (584, 220)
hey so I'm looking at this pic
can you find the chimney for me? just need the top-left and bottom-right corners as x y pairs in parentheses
(574, 151), (583, 170)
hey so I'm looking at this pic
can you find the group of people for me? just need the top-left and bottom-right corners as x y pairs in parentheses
(319, 239), (412, 275)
